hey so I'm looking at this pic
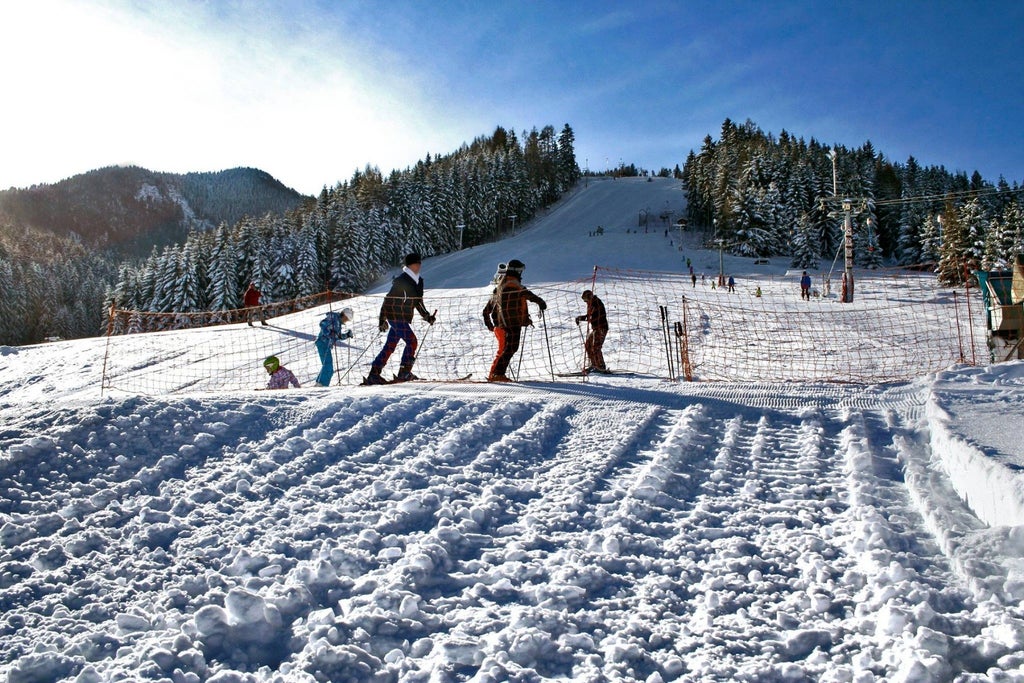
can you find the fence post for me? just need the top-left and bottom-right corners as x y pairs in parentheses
(962, 261), (976, 365)
(100, 300), (118, 397)
(953, 290), (965, 364)
(679, 296), (693, 381)
(541, 311), (555, 382)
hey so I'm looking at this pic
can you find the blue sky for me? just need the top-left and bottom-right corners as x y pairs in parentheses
(1, 0), (1022, 196)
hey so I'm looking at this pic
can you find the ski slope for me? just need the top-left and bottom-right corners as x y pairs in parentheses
(2, 177), (1024, 682)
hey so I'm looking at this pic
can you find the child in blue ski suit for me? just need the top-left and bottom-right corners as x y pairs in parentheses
(315, 308), (353, 386)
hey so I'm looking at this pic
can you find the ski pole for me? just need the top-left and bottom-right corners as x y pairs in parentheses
(327, 289), (341, 387)
(340, 330), (382, 383)
(541, 309), (555, 382)
(660, 305), (675, 380)
(576, 319), (588, 373)
(513, 324), (527, 381)
(412, 309), (439, 366)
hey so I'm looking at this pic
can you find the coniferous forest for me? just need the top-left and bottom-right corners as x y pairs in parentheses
(683, 118), (1024, 284)
(0, 124), (578, 345)
(3, 117), (1023, 346)
(109, 124), (579, 314)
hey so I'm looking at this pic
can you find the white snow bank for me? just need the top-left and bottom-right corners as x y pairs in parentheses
(927, 362), (1024, 527)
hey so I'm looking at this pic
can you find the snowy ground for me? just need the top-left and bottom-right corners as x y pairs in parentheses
(2, 177), (1024, 682)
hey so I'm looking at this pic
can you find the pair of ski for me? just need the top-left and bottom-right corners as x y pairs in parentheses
(360, 373), (473, 386)
(555, 369), (625, 377)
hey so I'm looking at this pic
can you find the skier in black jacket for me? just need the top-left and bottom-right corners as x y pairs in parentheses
(364, 253), (435, 384)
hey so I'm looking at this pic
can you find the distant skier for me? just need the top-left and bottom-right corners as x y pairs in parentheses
(315, 307), (353, 387)
(728, 275), (736, 293)
(482, 259), (546, 382)
(364, 253), (435, 385)
(244, 282), (266, 326)
(800, 271), (812, 300)
(263, 356), (300, 389)
(575, 289), (609, 374)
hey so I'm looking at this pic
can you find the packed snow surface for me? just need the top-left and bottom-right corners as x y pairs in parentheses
(2, 177), (1024, 682)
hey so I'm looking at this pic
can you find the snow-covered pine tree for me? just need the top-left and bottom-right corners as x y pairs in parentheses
(172, 238), (204, 312)
(295, 214), (324, 295)
(981, 199), (1018, 270)
(958, 198), (990, 270)
(937, 205), (968, 286)
(207, 224), (239, 311)
(149, 246), (181, 313)
(557, 124), (579, 191)
(790, 212), (820, 270)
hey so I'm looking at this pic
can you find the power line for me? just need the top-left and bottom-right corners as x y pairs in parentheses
(873, 186), (1018, 208)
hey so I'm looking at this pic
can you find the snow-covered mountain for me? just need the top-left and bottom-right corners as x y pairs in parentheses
(0, 165), (308, 258)
(2, 177), (1024, 683)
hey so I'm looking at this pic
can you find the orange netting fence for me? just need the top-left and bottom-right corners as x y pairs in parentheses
(101, 266), (988, 394)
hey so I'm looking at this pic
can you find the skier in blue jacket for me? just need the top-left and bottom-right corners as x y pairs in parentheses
(315, 307), (353, 386)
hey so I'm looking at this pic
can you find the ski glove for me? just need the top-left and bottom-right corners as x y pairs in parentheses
(575, 315), (586, 323)
(379, 321), (389, 333)
(426, 314), (436, 325)
(340, 330), (353, 340)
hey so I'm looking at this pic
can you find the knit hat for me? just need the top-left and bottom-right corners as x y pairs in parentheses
(404, 253), (422, 266)
(582, 289), (593, 300)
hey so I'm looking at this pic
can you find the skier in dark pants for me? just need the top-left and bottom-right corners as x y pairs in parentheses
(576, 289), (609, 373)
(364, 253), (435, 384)
(482, 259), (546, 382)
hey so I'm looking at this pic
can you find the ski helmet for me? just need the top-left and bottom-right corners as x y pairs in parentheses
(492, 262), (507, 283)
(341, 307), (354, 321)
(506, 259), (525, 277)
(263, 356), (280, 373)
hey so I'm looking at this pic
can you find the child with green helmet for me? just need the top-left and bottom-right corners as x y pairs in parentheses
(263, 356), (300, 389)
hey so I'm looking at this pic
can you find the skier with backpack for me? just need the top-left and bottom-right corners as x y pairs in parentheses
(482, 259), (546, 382)
(315, 307), (353, 387)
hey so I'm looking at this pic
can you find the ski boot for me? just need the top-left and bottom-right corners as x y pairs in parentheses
(394, 365), (419, 383)
(361, 368), (386, 386)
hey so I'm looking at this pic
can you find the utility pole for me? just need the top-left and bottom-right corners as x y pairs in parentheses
(824, 149), (860, 303)
(829, 149), (838, 196)
(717, 239), (725, 287)
(842, 199), (854, 303)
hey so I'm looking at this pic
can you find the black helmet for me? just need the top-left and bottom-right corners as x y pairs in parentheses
(506, 259), (525, 276)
